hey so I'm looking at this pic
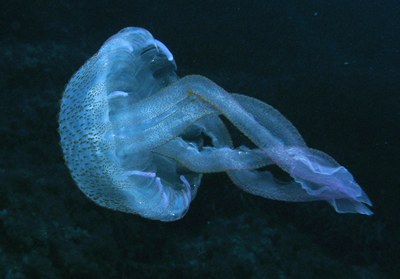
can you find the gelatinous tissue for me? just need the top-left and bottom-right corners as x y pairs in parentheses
(58, 27), (372, 221)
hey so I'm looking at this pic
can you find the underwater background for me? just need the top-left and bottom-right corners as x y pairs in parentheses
(0, 0), (399, 278)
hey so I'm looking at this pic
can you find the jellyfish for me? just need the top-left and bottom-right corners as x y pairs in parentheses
(58, 27), (372, 221)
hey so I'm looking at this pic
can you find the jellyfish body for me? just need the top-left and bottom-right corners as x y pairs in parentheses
(58, 27), (372, 221)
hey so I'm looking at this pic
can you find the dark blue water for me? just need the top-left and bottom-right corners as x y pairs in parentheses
(0, 0), (398, 278)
